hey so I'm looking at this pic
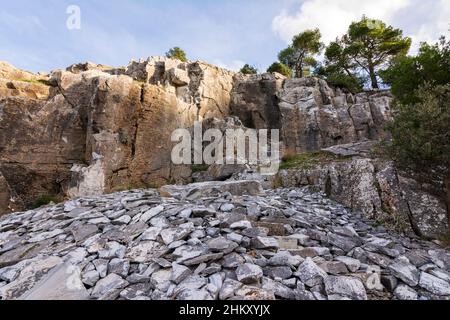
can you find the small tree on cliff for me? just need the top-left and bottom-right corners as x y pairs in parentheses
(267, 62), (292, 78)
(314, 39), (365, 92)
(239, 64), (258, 75)
(342, 16), (411, 89)
(166, 47), (188, 62)
(278, 29), (324, 78)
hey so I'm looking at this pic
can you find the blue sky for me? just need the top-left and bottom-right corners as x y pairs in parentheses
(1, 0), (448, 73)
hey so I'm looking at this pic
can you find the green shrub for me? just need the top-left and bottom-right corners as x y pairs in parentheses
(387, 83), (450, 181)
(267, 62), (292, 78)
(239, 64), (258, 75)
(280, 151), (350, 170)
(165, 47), (188, 62)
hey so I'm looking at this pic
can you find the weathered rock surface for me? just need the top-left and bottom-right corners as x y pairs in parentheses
(0, 172), (21, 215)
(231, 75), (392, 153)
(159, 180), (264, 200)
(0, 58), (234, 214)
(276, 142), (449, 240)
(0, 181), (449, 300)
(19, 263), (89, 300)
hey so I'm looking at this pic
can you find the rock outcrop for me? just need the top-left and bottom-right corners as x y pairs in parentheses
(0, 181), (449, 300)
(275, 142), (449, 240)
(0, 61), (51, 101)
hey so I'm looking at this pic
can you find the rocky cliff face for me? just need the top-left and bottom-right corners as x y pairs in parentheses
(2, 59), (391, 214)
(274, 142), (449, 240)
(0, 59), (449, 301)
(0, 58), (234, 213)
(0, 59), (447, 241)
(230, 74), (393, 153)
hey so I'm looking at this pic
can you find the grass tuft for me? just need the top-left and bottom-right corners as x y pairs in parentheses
(191, 164), (209, 173)
(16, 78), (52, 86)
(280, 151), (351, 170)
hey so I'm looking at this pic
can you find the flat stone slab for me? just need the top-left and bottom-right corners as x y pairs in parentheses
(19, 263), (89, 300)
(322, 140), (378, 158)
(159, 180), (264, 200)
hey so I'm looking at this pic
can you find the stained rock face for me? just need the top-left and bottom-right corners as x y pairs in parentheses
(230, 73), (284, 130)
(1, 61), (396, 216)
(0, 181), (449, 300)
(0, 59), (234, 213)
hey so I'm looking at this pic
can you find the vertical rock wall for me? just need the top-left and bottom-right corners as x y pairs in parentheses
(0, 58), (235, 210)
(230, 75), (393, 154)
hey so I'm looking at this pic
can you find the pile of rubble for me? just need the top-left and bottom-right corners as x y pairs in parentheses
(0, 181), (449, 300)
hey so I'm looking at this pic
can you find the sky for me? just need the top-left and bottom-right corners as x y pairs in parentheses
(0, 0), (449, 73)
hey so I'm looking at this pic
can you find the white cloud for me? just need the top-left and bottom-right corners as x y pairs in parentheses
(272, 0), (412, 44)
(409, 0), (450, 53)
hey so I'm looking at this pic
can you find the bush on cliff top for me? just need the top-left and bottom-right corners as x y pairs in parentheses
(267, 62), (292, 78)
(165, 47), (188, 62)
(239, 64), (258, 75)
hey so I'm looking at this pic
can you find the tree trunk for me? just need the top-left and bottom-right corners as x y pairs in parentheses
(297, 60), (303, 78)
(368, 63), (379, 89)
(295, 55), (304, 78)
(298, 66), (303, 78)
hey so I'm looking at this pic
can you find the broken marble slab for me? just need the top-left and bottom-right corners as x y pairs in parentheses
(19, 263), (89, 300)
(159, 180), (264, 200)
